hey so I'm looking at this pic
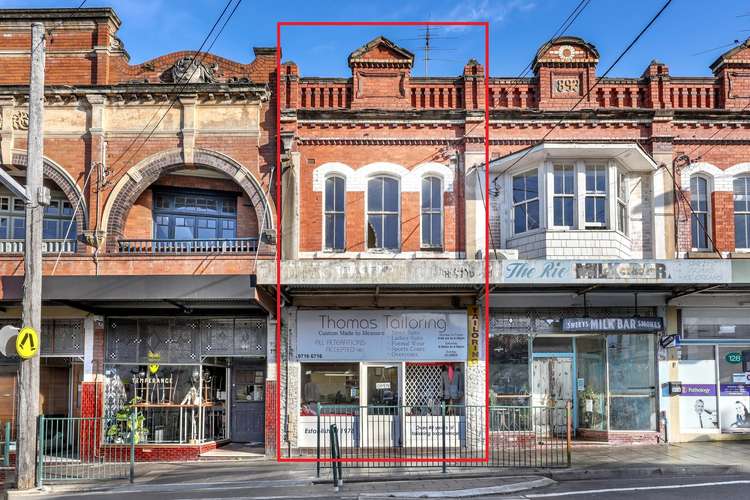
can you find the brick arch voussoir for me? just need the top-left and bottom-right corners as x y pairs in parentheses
(8, 152), (88, 238)
(106, 149), (274, 251)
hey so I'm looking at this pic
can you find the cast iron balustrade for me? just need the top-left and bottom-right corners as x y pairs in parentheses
(117, 237), (258, 254)
(0, 239), (77, 254)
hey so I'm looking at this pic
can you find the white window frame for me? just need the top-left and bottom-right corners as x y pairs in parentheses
(323, 175), (346, 252)
(584, 163), (608, 229)
(511, 168), (541, 236)
(551, 163), (576, 228)
(420, 175), (443, 249)
(616, 170), (628, 236)
(690, 174), (711, 251)
(365, 175), (401, 252)
(735, 175), (750, 251)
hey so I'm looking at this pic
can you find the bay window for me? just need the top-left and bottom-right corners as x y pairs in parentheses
(735, 176), (750, 250)
(324, 176), (345, 251)
(617, 171), (628, 234)
(504, 159), (634, 240)
(512, 169), (539, 234)
(690, 175), (710, 250)
(585, 164), (607, 228)
(553, 165), (575, 227)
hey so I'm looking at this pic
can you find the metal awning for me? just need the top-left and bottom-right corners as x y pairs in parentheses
(0, 274), (256, 302)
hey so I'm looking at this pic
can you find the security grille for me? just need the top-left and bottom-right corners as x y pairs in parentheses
(405, 364), (442, 410)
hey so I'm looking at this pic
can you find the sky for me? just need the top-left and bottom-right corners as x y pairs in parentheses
(4, 0), (750, 78)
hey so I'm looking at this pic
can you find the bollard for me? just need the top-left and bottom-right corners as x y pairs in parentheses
(329, 424), (339, 492)
(334, 423), (343, 487)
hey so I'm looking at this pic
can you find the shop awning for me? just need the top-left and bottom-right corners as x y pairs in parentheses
(0, 275), (261, 313)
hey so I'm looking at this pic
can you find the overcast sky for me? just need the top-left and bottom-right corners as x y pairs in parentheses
(4, 0), (750, 78)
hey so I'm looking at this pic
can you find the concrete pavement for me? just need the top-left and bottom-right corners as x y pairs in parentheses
(3, 441), (750, 499)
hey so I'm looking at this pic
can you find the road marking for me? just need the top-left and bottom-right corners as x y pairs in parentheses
(525, 479), (750, 497)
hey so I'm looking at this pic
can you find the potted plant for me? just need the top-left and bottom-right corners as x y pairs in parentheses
(107, 397), (148, 444)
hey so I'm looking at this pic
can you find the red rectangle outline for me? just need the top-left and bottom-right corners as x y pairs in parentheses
(275, 20), (490, 463)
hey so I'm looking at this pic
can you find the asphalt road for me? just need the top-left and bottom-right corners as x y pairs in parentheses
(496, 474), (750, 500)
(14, 473), (750, 499)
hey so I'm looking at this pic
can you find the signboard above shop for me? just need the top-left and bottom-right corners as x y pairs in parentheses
(498, 260), (732, 285)
(296, 310), (468, 362)
(561, 317), (664, 333)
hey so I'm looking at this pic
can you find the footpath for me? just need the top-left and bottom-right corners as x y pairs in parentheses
(3, 441), (750, 499)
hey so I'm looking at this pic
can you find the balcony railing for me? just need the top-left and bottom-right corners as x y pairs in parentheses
(117, 237), (259, 254)
(0, 239), (77, 254)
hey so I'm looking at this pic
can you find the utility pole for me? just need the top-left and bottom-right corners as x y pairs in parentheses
(17, 21), (45, 490)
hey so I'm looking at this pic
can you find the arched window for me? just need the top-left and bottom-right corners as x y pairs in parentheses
(421, 176), (443, 249)
(735, 176), (750, 249)
(367, 176), (399, 251)
(324, 175), (345, 251)
(690, 176), (710, 250)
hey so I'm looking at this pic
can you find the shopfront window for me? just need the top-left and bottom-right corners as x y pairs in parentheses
(489, 335), (529, 406)
(103, 364), (227, 444)
(576, 337), (607, 430)
(607, 334), (656, 430)
(718, 347), (750, 433)
(678, 345), (718, 432)
(300, 363), (359, 415)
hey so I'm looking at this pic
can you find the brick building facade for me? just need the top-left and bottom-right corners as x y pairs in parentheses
(1, 6), (750, 468)
(0, 8), (278, 461)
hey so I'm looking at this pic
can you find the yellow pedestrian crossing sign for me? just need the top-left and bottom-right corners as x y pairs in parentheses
(16, 327), (39, 359)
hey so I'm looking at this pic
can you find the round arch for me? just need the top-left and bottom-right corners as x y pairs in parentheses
(8, 150), (88, 236)
(101, 148), (274, 247)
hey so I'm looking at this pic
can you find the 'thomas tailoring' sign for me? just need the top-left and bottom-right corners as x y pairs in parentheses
(562, 317), (664, 333)
(296, 310), (467, 362)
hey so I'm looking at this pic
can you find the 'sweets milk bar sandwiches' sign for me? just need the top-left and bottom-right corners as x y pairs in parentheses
(561, 317), (664, 333)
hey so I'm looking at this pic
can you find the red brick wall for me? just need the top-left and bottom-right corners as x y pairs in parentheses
(712, 191), (735, 252)
(265, 380), (277, 454)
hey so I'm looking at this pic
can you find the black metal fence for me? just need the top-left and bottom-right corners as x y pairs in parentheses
(309, 404), (570, 471)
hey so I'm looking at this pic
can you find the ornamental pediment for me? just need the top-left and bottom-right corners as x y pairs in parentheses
(533, 36), (599, 71)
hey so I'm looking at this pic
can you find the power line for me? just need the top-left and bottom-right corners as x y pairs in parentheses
(480, 0), (672, 261)
(494, 0), (673, 181)
(508, 0), (591, 85)
(107, 0), (239, 177)
(691, 40), (743, 57)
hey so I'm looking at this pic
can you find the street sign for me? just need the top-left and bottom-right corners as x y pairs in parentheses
(0, 325), (20, 357)
(15, 327), (39, 359)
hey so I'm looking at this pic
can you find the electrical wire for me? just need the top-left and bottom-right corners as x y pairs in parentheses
(481, 0), (672, 260)
(507, 0), (591, 85)
(106, 0), (238, 177)
(494, 0), (673, 180)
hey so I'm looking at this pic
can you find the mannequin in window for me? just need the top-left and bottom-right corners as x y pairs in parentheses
(303, 372), (320, 415)
(441, 364), (465, 411)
